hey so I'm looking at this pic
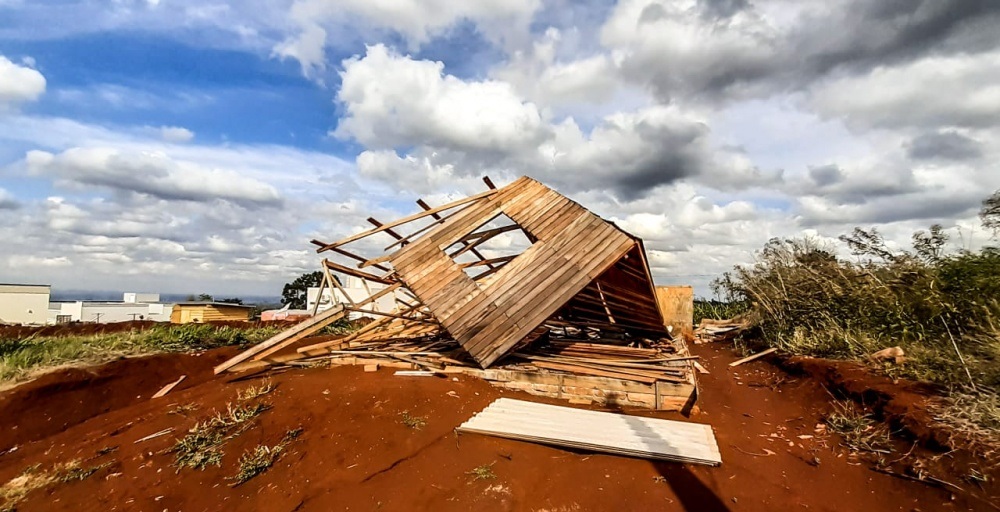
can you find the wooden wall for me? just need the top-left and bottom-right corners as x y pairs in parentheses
(655, 286), (694, 340)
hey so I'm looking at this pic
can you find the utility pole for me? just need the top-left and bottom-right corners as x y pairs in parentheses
(93, 313), (103, 323)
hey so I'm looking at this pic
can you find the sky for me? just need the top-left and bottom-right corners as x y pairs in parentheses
(0, 0), (998, 298)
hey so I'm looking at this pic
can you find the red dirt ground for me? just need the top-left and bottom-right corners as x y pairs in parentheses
(1, 342), (997, 511)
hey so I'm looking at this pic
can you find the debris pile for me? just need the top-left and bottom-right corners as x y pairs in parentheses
(217, 176), (698, 410)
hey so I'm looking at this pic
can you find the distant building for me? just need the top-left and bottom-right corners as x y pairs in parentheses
(0, 284), (51, 325)
(260, 305), (311, 322)
(48, 292), (173, 324)
(306, 276), (402, 319)
(170, 302), (253, 323)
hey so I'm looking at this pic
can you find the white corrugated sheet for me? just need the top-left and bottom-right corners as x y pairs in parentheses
(457, 398), (722, 466)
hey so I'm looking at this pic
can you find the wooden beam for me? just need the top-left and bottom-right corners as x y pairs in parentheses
(214, 304), (349, 374)
(367, 218), (407, 243)
(483, 176), (496, 189)
(383, 205), (466, 251)
(316, 188), (498, 251)
(323, 259), (396, 286)
(729, 347), (778, 367)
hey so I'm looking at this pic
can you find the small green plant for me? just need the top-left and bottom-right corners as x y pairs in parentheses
(467, 462), (497, 481)
(237, 379), (274, 402)
(168, 403), (199, 416)
(400, 411), (427, 430)
(824, 401), (892, 454)
(56, 461), (112, 483)
(229, 428), (303, 486)
(172, 402), (271, 471)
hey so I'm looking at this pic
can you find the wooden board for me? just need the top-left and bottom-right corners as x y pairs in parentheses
(213, 304), (347, 374)
(457, 398), (721, 466)
(655, 285), (694, 339)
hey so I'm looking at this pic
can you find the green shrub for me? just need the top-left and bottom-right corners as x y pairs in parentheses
(714, 228), (1000, 391)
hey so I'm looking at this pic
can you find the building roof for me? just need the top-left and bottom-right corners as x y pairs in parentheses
(0, 283), (50, 288)
(174, 302), (254, 308)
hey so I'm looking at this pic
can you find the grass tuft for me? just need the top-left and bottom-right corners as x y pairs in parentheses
(467, 462), (497, 481)
(237, 379), (275, 402)
(824, 401), (893, 454)
(229, 428), (303, 486)
(0, 460), (110, 511)
(172, 401), (271, 471)
(400, 411), (427, 430)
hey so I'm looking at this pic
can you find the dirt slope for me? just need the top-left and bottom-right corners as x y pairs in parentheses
(0, 342), (996, 511)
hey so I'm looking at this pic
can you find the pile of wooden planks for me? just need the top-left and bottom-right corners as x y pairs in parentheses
(458, 398), (721, 466)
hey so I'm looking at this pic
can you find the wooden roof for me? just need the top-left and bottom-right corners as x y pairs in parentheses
(215, 175), (669, 374)
(389, 176), (663, 366)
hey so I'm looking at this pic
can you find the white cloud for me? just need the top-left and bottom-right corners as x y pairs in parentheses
(808, 51), (1000, 130)
(335, 44), (550, 154)
(492, 28), (622, 110)
(159, 126), (195, 142)
(26, 147), (284, 207)
(601, 0), (781, 102)
(0, 55), (46, 109)
(275, 0), (541, 74)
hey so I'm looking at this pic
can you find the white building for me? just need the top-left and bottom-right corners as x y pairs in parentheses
(48, 292), (173, 324)
(307, 276), (402, 319)
(0, 284), (51, 325)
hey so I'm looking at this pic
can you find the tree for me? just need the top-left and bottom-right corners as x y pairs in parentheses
(281, 271), (323, 309)
(218, 297), (244, 305)
(912, 224), (948, 263)
(981, 189), (1000, 237)
(185, 293), (214, 301)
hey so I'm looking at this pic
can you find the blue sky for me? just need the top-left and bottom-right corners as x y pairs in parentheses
(0, 1), (998, 298)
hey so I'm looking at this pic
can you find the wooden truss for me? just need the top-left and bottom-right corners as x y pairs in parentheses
(216, 176), (671, 374)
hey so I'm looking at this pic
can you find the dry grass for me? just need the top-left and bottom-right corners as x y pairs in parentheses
(0, 324), (282, 386)
(229, 428), (303, 486)
(400, 411), (427, 430)
(824, 401), (893, 454)
(930, 391), (1000, 454)
(0, 460), (110, 512)
(173, 401), (271, 471)
(236, 379), (274, 402)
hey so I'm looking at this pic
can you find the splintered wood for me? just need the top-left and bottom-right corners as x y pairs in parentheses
(216, 176), (700, 410)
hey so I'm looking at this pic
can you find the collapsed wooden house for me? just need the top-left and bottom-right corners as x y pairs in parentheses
(216, 176), (698, 411)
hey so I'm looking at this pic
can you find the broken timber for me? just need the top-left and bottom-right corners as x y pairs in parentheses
(216, 176), (700, 411)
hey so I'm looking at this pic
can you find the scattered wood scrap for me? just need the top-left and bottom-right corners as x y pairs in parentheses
(152, 375), (186, 398)
(457, 398), (721, 466)
(729, 347), (778, 367)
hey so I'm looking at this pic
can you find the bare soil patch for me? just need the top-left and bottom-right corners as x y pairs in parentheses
(0, 342), (997, 511)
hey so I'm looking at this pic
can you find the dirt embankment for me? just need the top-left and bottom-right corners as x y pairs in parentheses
(0, 342), (996, 511)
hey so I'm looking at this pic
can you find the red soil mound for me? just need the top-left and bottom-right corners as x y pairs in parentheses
(0, 342), (996, 511)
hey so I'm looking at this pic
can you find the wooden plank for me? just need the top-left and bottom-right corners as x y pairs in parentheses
(151, 375), (186, 398)
(531, 361), (658, 384)
(323, 259), (396, 286)
(213, 304), (348, 374)
(457, 398), (721, 466)
(729, 347), (778, 367)
(317, 188), (499, 251)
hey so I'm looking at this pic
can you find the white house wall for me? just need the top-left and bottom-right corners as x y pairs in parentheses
(0, 285), (50, 325)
